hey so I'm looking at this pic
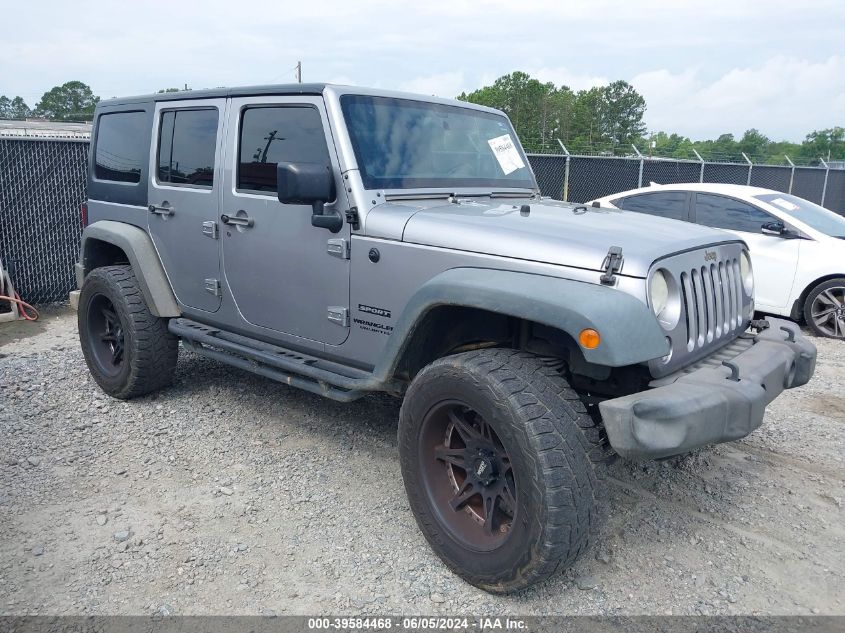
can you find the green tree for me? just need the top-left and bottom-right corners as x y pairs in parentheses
(459, 72), (564, 150)
(695, 133), (740, 162)
(569, 86), (605, 153)
(738, 128), (770, 160)
(799, 127), (845, 163)
(458, 72), (838, 164)
(0, 95), (32, 119)
(758, 139), (801, 164)
(459, 72), (648, 154)
(34, 81), (99, 121)
(600, 80), (647, 148)
(651, 131), (695, 159)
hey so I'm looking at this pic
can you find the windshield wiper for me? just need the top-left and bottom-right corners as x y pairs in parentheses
(383, 192), (454, 202)
(383, 190), (537, 202)
(489, 191), (538, 199)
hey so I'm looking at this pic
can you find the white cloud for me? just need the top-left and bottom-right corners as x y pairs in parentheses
(529, 66), (609, 92)
(1, 1), (843, 140)
(398, 72), (467, 97)
(632, 56), (845, 140)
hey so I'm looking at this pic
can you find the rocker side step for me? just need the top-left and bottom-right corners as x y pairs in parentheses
(168, 318), (379, 402)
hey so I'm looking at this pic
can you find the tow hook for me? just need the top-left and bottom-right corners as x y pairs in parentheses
(750, 319), (771, 333)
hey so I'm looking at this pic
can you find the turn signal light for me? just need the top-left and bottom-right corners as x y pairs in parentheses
(579, 328), (601, 349)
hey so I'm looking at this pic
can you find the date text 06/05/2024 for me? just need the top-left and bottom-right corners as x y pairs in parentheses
(307, 616), (527, 630)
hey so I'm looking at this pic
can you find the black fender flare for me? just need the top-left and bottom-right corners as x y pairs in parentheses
(77, 221), (180, 317)
(373, 267), (669, 380)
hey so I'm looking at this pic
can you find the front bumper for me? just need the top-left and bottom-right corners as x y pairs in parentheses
(599, 318), (816, 460)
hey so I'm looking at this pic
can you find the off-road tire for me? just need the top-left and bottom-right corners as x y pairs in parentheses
(78, 265), (178, 399)
(802, 277), (845, 339)
(398, 348), (599, 593)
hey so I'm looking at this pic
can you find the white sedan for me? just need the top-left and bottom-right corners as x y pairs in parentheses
(590, 183), (845, 339)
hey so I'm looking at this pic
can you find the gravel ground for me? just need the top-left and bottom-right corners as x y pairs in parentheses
(1, 307), (843, 616)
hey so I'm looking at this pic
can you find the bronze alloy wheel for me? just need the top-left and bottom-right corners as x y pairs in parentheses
(418, 400), (517, 551)
(398, 349), (599, 592)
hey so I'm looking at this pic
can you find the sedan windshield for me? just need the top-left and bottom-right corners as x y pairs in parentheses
(340, 94), (536, 191)
(756, 193), (845, 238)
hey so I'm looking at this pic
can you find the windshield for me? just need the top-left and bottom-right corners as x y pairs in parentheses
(340, 94), (536, 191)
(755, 193), (845, 238)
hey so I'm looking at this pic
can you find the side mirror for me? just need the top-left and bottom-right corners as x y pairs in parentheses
(761, 221), (786, 237)
(276, 162), (342, 232)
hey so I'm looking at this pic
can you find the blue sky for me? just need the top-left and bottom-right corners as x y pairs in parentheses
(1, 0), (842, 141)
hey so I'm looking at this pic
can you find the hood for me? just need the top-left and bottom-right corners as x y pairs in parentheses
(365, 197), (738, 278)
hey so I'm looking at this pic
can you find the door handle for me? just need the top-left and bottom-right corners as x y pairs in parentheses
(221, 213), (254, 228)
(148, 203), (174, 216)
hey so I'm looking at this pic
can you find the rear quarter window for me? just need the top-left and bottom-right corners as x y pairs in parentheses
(94, 111), (147, 183)
(88, 106), (153, 207)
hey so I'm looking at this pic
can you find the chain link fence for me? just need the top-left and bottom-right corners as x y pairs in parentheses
(0, 138), (87, 304)
(0, 137), (844, 305)
(527, 153), (845, 214)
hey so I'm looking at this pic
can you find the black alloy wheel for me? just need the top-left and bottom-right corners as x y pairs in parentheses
(78, 265), (178, 399)
(85, 293), (126, 376)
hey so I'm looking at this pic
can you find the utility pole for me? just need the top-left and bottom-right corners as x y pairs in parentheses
(296, 61), (302, 83)
(258, 130), (280, 163)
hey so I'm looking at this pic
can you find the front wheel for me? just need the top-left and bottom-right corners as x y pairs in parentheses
(398, 349), (598, 593)
(803, 278), (845, 339)
(78, 265), (178, 399)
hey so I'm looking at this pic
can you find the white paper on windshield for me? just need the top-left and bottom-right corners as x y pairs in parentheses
(770, 197), (800, 212)
(487, 134), (525, 175)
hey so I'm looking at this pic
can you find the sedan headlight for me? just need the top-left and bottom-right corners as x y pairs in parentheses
(740, 251), (754, 295)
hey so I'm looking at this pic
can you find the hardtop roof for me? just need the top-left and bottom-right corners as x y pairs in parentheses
(94, 84), (505, 118)
(97, 83), (329, 107)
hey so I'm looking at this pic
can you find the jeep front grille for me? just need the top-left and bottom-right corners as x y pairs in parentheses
(680, 259), (744, 352)
(648, 242), (751, 379)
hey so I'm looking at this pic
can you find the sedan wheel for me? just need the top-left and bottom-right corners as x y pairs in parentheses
(804, 278), (845, 339)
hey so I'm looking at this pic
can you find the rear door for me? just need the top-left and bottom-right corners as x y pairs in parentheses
(147, 99), (226, 312)
(692, 192), (800, 311)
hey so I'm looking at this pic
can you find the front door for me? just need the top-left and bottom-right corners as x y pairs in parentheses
(147, 99), (226, 312)
(693, 192), (800, 311)
(221, 97), (351, 345)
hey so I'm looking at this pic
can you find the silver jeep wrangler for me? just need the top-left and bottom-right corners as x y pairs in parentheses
(75, 84), (816, 593)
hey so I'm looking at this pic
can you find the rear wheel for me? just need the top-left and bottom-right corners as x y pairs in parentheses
(398, 349), (598, 593)
(78, 265), (178, 399)
(803, 278), (845, 339)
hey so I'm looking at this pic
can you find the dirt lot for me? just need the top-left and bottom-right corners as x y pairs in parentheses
(1, 307), (843, 616)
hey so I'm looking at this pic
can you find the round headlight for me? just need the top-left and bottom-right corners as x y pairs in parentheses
(650, 269), (669, 317)
(740, 251), (754, 295)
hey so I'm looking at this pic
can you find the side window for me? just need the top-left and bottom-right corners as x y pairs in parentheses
(695, 194), (775, 233)
(237, 106), (330, 193)
(94, 111), (146, 183)
(157, 108), (218, 187)
(617, 192), (688, 221)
